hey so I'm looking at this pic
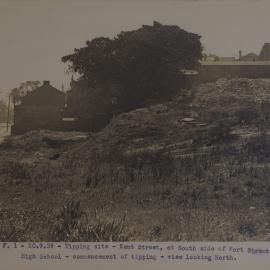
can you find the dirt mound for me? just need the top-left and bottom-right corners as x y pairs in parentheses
(91, 78), (270, 153)
(97, 102), (201, 147)
(102, 106), (166, 141)
(103, 78), (270, 143)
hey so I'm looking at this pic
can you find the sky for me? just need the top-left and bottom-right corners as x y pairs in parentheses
(0, 0), (270, 99)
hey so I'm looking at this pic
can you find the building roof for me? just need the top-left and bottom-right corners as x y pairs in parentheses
(201, 61), (270, 66)
(21, 81), (65, 106)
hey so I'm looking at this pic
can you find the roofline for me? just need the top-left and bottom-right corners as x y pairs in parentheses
(21, 83), (64, 100)
(201, 61), (270, 66)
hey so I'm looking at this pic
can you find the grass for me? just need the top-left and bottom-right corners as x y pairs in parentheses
(1, 122), (270, 241)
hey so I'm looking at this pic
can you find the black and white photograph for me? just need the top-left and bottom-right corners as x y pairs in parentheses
(1, 0), (270, 245)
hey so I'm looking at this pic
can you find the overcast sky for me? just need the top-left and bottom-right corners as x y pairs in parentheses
(0, 0), (270, 97)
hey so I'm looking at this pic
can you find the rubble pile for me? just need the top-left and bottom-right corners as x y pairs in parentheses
(10, 78), (269, 158)
(192, 78), (270, 111)
(92, 78), (270, 152)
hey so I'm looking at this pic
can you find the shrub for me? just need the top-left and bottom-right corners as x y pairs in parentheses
(50, 200), (129, 241)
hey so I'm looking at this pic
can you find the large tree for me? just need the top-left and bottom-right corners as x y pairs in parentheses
(62, 22), (202, 116)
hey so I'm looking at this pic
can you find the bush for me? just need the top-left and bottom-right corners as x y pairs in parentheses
(50, 200), (129, 241)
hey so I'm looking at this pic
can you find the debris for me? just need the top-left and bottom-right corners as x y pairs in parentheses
(49, 153), (60, 160)
(182, 117), (195, 122)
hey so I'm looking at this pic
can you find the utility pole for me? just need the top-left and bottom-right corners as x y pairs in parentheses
(6, 93), (10, 132)
(0, 90), (2, 127)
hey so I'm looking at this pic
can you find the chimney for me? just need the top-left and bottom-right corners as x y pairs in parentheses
(43, 80), (50, 86)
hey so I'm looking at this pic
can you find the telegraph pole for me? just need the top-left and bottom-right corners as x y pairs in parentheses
(6, 93), (10, 132)
(0, 90), (2, 124)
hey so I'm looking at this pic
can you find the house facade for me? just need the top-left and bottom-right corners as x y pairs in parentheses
(11, 81), (65, 135)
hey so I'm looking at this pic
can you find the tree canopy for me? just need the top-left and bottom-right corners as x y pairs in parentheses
(62, 22), (202, 117)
